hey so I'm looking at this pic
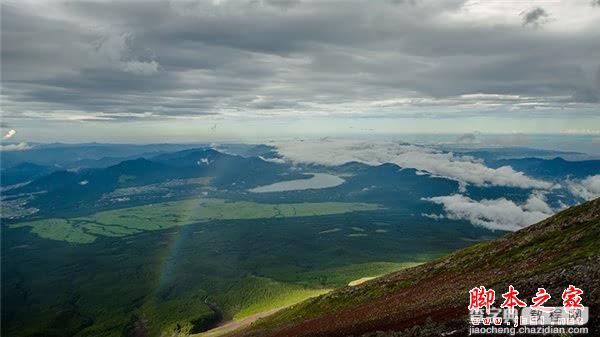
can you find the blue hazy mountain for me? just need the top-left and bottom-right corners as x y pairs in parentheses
(4, 146), (597, 218)
(0, 162), (56, 186)
(489, 157), (600, 179)
(0, 143), (203, 168)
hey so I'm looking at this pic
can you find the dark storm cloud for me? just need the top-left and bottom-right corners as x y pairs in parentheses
(455, 133), (478, 144)
(264, 0), (303, 9)
(521, 7), (549, 27)
(1, 0), (599, 121)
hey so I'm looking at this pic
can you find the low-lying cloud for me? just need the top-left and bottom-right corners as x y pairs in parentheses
(567, 175), (600, 200)
(274, 140), (552, 189)
(423, 192), (554, 231)
(258, 155), (286, 164)
(0, 142), (32, 152)
(3, 129), (16, 140)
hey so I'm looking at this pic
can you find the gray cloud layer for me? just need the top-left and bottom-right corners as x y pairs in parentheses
(2, 0), (600, 121)
(521, 7), (549, 27)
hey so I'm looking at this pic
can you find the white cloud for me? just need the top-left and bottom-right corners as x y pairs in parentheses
(274, 140), (552, 189)
(522, 191), (553, 214)
(259, 155), (286, 164)
(0, 142), (32, 152)
(567, 175), (600, 200)
(3, 129), (16, 140)
(423, 193), (554, 231)
(560, 129), (600, 135)
(421, 213), (443, 220)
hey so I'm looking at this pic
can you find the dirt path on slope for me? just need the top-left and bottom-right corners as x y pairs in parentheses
(193, 307), (283, 337)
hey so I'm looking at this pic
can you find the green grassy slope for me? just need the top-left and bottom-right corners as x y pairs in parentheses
(231, 198), (600, 337)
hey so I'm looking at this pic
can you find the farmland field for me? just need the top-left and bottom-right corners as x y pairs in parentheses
(11, 198), (382, 243)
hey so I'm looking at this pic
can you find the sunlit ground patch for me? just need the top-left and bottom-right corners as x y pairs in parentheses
(10, 198), (381, 243)
(347, 233), (368, 237)
(318, 228), (341, 234)
(348, 277), (376, 286)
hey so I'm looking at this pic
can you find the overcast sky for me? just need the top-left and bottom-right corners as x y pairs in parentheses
(1, 0), (600, 142)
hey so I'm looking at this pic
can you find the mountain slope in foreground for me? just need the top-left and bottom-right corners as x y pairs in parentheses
(229, 198), (600, 337)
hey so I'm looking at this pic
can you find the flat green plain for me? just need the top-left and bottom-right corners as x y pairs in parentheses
(11, 198), (381, 243)
(4, 198), (496, 337)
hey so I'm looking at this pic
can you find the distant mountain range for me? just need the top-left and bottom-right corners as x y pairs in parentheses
(3, 145), (598, 219)
(3, 143), (598, 187)
(489, 157), (600, 179)
(3, 148), (301, 217)
(228, 198), (600, 337)
(0, 143), (203, 168)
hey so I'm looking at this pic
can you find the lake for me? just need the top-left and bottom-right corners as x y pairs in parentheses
(249, 173), (345, 193)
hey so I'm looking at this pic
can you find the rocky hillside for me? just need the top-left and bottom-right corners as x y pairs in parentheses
(230, 198), (600, 337)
